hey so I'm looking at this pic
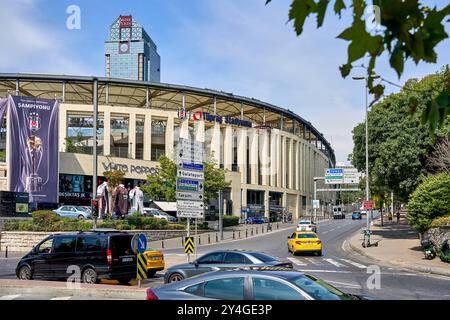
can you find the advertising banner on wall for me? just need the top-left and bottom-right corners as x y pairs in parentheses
(0, 98), (7, 123)
(7, 96), (59, 203)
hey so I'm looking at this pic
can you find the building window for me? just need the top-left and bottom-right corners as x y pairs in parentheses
(66, 113), (104, 155)
(110, 115), (129, 158)
(138, 53), (144, 81)
(105, 54), (110, 78)
(151, 119), (166, 161)
(136, 117), (144, 160)
(232, 131), (238, 172)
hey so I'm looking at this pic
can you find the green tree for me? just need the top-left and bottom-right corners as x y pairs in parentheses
(266, 0), (450, 131)
(406, 173), (450, 234)
(103, 170), (126, 189)
(142, 155), (231, 203)
(350, 69), (450, 202)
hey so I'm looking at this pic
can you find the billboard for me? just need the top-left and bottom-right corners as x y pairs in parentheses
(7, 96), (59, 203)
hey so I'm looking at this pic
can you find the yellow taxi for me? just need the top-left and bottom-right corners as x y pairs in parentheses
(144, 249), (165, 277)
(287, 231), (322, 256)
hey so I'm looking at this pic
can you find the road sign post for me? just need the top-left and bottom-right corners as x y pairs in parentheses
(131, 233), (147, 287)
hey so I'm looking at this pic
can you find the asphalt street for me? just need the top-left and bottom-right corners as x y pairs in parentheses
(1, 214), (449, 300)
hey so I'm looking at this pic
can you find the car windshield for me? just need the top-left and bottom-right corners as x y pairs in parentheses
(298, 234), (317, 239)
(299, 221), (312, 225)
(353, 212), (361, 214)
(109, 235), (134, 256)
(78, 207), (90, 212)
(292, 274), (353, 300)
(248, 252), (277, 262)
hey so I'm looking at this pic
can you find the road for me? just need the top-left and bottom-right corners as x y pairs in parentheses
(1, 214), (449, 300)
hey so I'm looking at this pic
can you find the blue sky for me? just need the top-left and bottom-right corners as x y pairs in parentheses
(1, 0), (449, 163)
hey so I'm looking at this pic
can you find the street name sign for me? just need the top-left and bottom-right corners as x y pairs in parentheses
(177, 169), (204, 180)
(325, 168), (344, 184)
(177, 208), (205, 218)
(177, 199), (204, 210)
(176, 178), (204, 192)
(178, 162), (204, 171)
(176, 191), (203, 201)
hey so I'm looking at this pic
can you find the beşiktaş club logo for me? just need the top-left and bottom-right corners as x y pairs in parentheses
(29, 112), (41, 131)
(177, 107), (203, 121)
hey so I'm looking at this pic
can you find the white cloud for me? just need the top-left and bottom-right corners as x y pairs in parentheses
(0, 0), (92, 75)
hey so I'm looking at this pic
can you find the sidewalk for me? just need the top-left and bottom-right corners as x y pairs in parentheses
(348, 215), (450, 277)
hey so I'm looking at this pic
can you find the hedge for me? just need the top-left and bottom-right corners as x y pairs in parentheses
(223, 215), (239, 227)
(430, 216), (450, 228)
(4, 211), (186, 231)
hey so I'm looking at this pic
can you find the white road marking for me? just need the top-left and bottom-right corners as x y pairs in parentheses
(287, 257), (307, 266)
(341, 240), (347, 252)
(339, 258), (367, 269)
(326, 280), (362, 289)
(0, 294), (22, 300)
(51, 296), (72, 300)
(329, 229), (335, 232)
(304, 258), (321, 265)
(322, 231), (329, 234)
(298, 269), (351, 273)
(324, 258), (347, 268)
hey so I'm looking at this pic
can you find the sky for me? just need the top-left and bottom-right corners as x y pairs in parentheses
(0, 0), (449, 163)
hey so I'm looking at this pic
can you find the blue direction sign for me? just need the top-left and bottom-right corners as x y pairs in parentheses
(176, 179), (204, 192)
(178, 162), (204, 171)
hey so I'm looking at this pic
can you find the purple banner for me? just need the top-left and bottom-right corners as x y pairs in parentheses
(0, 98), (7, 123)
(7, 96), (59, 203)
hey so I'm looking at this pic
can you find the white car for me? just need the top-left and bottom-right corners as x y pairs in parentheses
(296, 220), (317, 232)
(142, 208), (177, 222)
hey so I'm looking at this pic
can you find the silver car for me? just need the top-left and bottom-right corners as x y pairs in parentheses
(164, 250), (292, 283)
(148, 268), (374, 300)
(296, 220), (317, 232)
(53, 205), (92, 220)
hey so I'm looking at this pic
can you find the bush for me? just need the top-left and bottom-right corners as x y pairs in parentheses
(407, 173), (450, 233)
(430, 215), (450, 228)
(223, 215), (239, 227)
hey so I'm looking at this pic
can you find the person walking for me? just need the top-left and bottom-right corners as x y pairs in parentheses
(396, 211), (400, 223)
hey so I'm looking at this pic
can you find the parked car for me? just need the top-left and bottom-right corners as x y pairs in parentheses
(287, 231), (322, 256)
(352, 211), (362, 220)
(296, 220), (317, 232)
(148, 268), (376, 300)
(53, 205), (92, 220)
(16, 230), (137, 284)
(245, 216), (265, 224)
(142, 208), (177, 222)
(144, 248), (165, 277)
(164, 250), (292, 283)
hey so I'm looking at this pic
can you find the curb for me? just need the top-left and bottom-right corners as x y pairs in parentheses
(0, 280), (146, 299)
(348, 231), (450, 277)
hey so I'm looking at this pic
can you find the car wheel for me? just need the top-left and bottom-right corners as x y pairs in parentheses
(118, 278), (132, 285)
(168, 273), (184, 283)
(147, 270), (157, 278)
(18, 265), (32, 280)
(78, 214), (85, 220)
(82, 268), (98, 284)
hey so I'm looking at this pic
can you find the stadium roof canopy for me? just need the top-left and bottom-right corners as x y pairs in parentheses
(0, 73), (335, 165)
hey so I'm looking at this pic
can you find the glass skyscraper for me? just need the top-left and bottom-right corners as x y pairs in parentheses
(105, 15), (161, 82)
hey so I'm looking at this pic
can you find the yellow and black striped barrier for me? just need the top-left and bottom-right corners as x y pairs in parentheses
(137, 253), (148, 281)
(184, 236), (194, 254)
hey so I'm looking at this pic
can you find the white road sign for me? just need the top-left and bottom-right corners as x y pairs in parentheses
(177, 200), (204, 210)
(177, 169), (204, 180)
(176, 191), (204, 201)
(343, 169), (361, 184)
(312, 200), (320, 209)
(179, 138), (203, 149)
(178, 149), (203, 163)
(177, 208), (204, 218)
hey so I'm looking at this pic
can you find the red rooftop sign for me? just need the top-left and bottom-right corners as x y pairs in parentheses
(119, 15), (132, 28)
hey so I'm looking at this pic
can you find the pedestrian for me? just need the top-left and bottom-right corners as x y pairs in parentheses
(396, 211), (400, 223)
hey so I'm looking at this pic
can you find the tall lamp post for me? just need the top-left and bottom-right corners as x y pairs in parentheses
(352, 74), (379, 236)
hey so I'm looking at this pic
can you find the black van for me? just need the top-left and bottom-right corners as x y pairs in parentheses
(15, 230), (137, 284)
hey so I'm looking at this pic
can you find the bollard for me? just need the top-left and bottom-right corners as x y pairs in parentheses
(256, 227), (258, 235)
(251, 228), (253, 236)
(216, 233), (218, 242)
(246, 229), (248, 237)
(181, 237), (184, 246)
(277, 222), (279, 229)
(233, 231), (235, 239)
(239, 231), (241, 238)
(208, 234), (211, 244)
(5, 246), (8, 258)
(162, 240), (164, 249)
(198, 236), (201, 245)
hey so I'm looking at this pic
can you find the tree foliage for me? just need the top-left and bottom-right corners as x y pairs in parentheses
(350, 69), (450, 202)
(142, 155), (231, 203)
(266, 0), (450, 131)
(103, 170), (125, 189)
(406, 173), (450, 233)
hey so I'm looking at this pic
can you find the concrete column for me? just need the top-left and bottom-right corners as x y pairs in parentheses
(296, 194), (301, 220)
(180, 119), (189, 139)
(129, 113), (136, 159)
(241, 188), (247, 212)
(270, 131), (277, 187)
(194, 120), (205, 143)
(282, 136), (287, 188)
(296, 141), (300, 191)
(261, 130), (269, 186)
(289, 138), (294, 189)
(143, 113), (151, 160)
(165, 116), (174, 159)
(276, 133), (282, 188)
(223, 126), (233, 170)
(103, 108), (111, 156)
(59, 106), (67, 152)
(249, 129), (258, 185)
(237, 128), (247, 184)
(210, 123), (221, 166)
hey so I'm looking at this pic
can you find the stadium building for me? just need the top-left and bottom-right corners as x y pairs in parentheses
(0, 16), (335, 221)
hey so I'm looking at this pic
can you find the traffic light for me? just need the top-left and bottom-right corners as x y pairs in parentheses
(91, 198), (99, 218)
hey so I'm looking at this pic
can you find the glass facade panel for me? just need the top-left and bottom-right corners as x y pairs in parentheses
(151, 119), (166, 161)
(110, 115), (129, 158)
(136, 117), (144, 159)
(66, 113), (104, 155)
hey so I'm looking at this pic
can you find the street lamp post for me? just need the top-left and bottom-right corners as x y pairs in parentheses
(352, 74), (379, 244)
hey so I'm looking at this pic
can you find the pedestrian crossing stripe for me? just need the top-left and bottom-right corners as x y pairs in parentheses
(137, 253), (148, 280)
(184, 236), (194, 254)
